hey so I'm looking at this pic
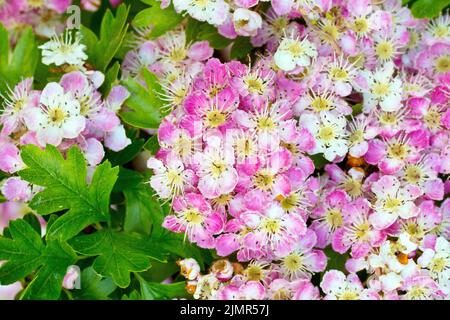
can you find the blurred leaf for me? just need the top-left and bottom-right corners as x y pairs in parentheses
(0, 25), (38, 93)
(107, 138), (145, 166)
(133, 0), (183, 38)
(80, 4), (129, 71)
(120, 68), (164, 129)
(411, 0), (450, 18)
(136, 274), (188, 300)
(230, 37), (253, 60)
(186, 19), (232, 49)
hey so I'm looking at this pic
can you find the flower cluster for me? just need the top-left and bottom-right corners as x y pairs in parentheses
(143, 0), (450, 300)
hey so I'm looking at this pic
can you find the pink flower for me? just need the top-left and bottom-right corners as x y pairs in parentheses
(1, 177), (32, 202)
(332, 198), (386, 258)
(370, 175), (420, 229)
(23, 82), (85, 147)
(163, 193), (225, 248)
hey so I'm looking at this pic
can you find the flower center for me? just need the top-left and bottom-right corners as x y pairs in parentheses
(13, 99), (26, 112)
(384, 197), (401, 212)
(352, 18), (369, 35)
(257, 116), (276, 132)
(355, 222), (370, 240)
(343, 179), (362, 198)
(244, 76), (264, 95)
(205, 110), (227, 128)
(318, 126), (335, 142)
(375, 40), (395, 61)
(311, 97), (332, 112)
(253, 170), (275, 191)
(48, 107), (66, 125)
(283, 253), (303, 272)
(404, 165), (422, 184)
(433, 26), (449, 38)
(321, 21), (339, 41)
(349, 129), (364, 144)
(424, 109), (441, 129)
(372, 82), (390, 97)
(330, 67), (348, 81)
(246, 265), (264, 281)
(210, 161), (227, 178)
(192, 0), (210, 9)
(288, 41), (304, 57)
(338, 290), (360, 300)
(27, 0), (44, 8)
(272, 17), (288, 34)
(183, 209), (203, 225)
(378, 111), (398, 125)
(235, 137), (255, 157)
(387, 143), (409, 160)
(325, 209), (343, 228)
(429, 257), (446, 273)
(435, 55), (450, 73)
(167, 169), (183, 187)
(261, 218), (281, 234)
(280, 193), (299, 211)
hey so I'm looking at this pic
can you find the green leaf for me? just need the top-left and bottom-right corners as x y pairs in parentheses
(196, 23), (233, 49)
(230, 37), (253, 60)
(411, 0), (450, 18)
(80, 4), (129, 71)
(0, 25), (38, 93)
(143, 135), (160, 155)
(120, 68), (164, 129)
(310, 153), (329, 170)
(133, 0), (183, 38)
(136, 274), (188, 300)
(69, 230), (167, 288)
(323, 246), (349, 274)
(72, 267), (116, 300)
(19, 145), (119, 241)
(107, 138), (145, 166)
(101, 61), (121, 95)
(0, 219), (77, 299)
(123, 178), (164, 235)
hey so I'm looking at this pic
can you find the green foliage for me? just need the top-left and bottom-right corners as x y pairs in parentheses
(19, 145), (119, 241)
(186, 18), (233, 49)
(133, 0), (184, 38)
(69, 229), (167, 288)
(0, 25), (38, 94)
(136, 274), (189, 299)
(230, 37), (253, 60)
(80, 4), (130, 71)
(120, 68), (165, 129)
(72, 267), (117, 300)
(410, 0), (450, 18)
(0, 219), (77, 299)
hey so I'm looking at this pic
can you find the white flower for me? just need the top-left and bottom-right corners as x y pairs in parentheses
(274, 36), (317, 71)
(418, 237), (450, 288)
(369, 175), (420, 229)
(173, 0), (229, 26)
(233, 8), (262, 37)
(39, 31), (88, 66)
(147, 156), (195, 200)
(23, 83), (85, 147)
(358, 62), (403, 112)
(300, 111), (348, 161)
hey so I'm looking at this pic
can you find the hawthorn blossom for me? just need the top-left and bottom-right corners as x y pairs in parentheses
(23, 82), (85, 146)
(274, 35), (317, 72)
(370, 175), (420, 229)
(39, 31), (88, 67)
